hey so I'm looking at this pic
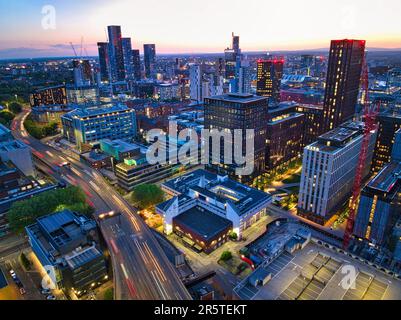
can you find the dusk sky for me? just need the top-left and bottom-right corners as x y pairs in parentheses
(1, 0), (401, 59)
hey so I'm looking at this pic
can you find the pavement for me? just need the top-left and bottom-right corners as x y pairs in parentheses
(11, 109), (192, 300)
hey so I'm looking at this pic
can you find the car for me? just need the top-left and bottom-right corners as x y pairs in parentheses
(46, 295), (56, 300)
(41, 289), (51, 295)
(19, 287), (26, 295)
(9, 269), (17, 279)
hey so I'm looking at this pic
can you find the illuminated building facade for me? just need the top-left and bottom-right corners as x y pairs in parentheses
(372, 107), (401, 172)
(61, 104), (137, 147)
(295, 104), (325, 146)
(107, 25), (126, 82)
(122, 37), (133, 79)
(29, 85), (67, 108)
(354, 130), (401, 245)
(322, 39), (365, 132)
(266, 103), (304, 170)
(204, 93), (268, 182)
(256, 59), (284, 102)
(298, 121), (377, 225)
(97, 42), (109, 82)
(157, 169), (271, 244)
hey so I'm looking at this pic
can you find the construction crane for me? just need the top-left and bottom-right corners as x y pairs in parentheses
(343, 54), (380, 249)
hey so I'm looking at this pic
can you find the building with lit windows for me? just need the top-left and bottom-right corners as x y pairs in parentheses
(97, 42), (109, 82)
(144, 44), (156, 79)
(298, 121), (377, 225)
(107, 25), (126, 82)
(256, 59), (284, 102)
(30, 85), (67, 108)
(372, 107), (401, 172)
(132, 49), (141, 81)
(266, 102), (304, 171)
(354, 130), (401, 245)
(122, 37), (133, 79)
(61, 104), (137, 147)
(204, 93), (268, 182)
(322, 39), (365, 132)
(157, 169), (271, 251)
(295, 104), (325, 146)
(26, 210), (107, 297)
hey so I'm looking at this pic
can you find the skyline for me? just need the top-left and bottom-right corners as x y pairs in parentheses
(1, 0), (401, 59)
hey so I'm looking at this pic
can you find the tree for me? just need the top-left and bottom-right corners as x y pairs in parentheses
(0, 110), (15, 127)
(220, 250), (232, 262)
(8, 102), (22, 114)
(131, 184), (165, 209)
(103, 288), (114, 300)
(229, 231), (238, 241)
(7, 186), (92, 234)
(19, 252), (32, 270)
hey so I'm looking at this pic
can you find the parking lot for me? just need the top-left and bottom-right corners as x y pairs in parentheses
(249, 241), (401, 300)
(235, 251), (294, 300)
(278, 253), (341, 300)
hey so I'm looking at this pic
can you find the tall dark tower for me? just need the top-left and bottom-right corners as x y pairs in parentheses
(256, 58), (284, 102)
(97, 42), (109, 82)
(323, 39), (365, 132)
(144, 44), (156, 79)
(132, 49), (141, 81)
(107, 25), (126, 82)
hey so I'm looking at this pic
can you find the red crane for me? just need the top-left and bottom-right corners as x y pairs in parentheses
(343, 54), (380, 249)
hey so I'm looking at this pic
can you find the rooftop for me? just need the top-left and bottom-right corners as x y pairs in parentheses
(205, 93), (268, 104)
(173, 206), (232, 242)
(367, 161), (401, 194)
(63, 104), (131, 119)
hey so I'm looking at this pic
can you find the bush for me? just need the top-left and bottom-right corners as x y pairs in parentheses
(24, 117), (58, 139)
(220, 250), (232, 262)
(131, 184), (165, 209)
(8, 102), (22, 114)
(103, 288), (114, 300)
(0, 110), (15, 127)
(229, 231), (238, 241)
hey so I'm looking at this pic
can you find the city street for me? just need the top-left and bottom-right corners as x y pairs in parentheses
(10, 109), (192, 300)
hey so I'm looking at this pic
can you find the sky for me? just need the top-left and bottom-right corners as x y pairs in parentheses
(0, 0), (401, 59)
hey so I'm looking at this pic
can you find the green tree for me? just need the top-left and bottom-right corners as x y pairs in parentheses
(220, 250), (232, 262)
(8, 102), (22, 114)
(7, 186), (92, 234)
(131, 184), (165, 209)
(103, 288), (114, 300)
(0, 110), (15, 127)
(229, 231), (238, 241)
(19, 252), (32, 270)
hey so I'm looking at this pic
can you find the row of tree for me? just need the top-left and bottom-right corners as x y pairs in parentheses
(7, 186), (94, 234)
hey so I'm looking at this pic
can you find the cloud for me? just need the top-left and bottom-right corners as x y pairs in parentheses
(0, 47), (47, 59)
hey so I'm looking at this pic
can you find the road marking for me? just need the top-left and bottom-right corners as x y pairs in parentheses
(120, 263), (129, 279)
(89, 180), (100, 192)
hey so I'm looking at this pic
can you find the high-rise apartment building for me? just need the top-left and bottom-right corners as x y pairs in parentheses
(189, 64), (202, 103)
(107, 25), (126, 82)
(256, 58), (284, 102)
(132, 49), (141, 81)
(97, 42), (109, 82)
(322, 39), (365, 132)
(122, 37), (133, 79)
(298, 121), (377, 225)
(144, 44), (156, 79)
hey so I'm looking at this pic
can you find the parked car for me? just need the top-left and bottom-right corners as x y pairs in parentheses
(41, 288), (51, 295)
(46, 295), (56, 300)
(19, 287), (26, 295)
(9, 269), (17, 279)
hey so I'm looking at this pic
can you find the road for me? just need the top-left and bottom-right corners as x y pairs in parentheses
(11, 109), (192, 300)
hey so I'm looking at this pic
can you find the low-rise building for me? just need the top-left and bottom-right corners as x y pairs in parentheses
(61, 104), (137, 148)
(26, 210), (108, 297)
(157, 169), (271, 247)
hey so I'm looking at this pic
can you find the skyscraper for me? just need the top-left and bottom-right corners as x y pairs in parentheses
(256, 58), (284, 101)
(238, 59), (252, 94)
(189, 64), (202, 103)
(144, 44), (156, 79)
(107, 25), (126, 82)
(72, 59), (92, 87)
(97, 42), (109, 82)
(122, 37), (133, 79)
(322, 39), (365, 132)
(132, 49), (141, 81)
(204, 93), (268, 182)
(224, 33), (241, 82)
